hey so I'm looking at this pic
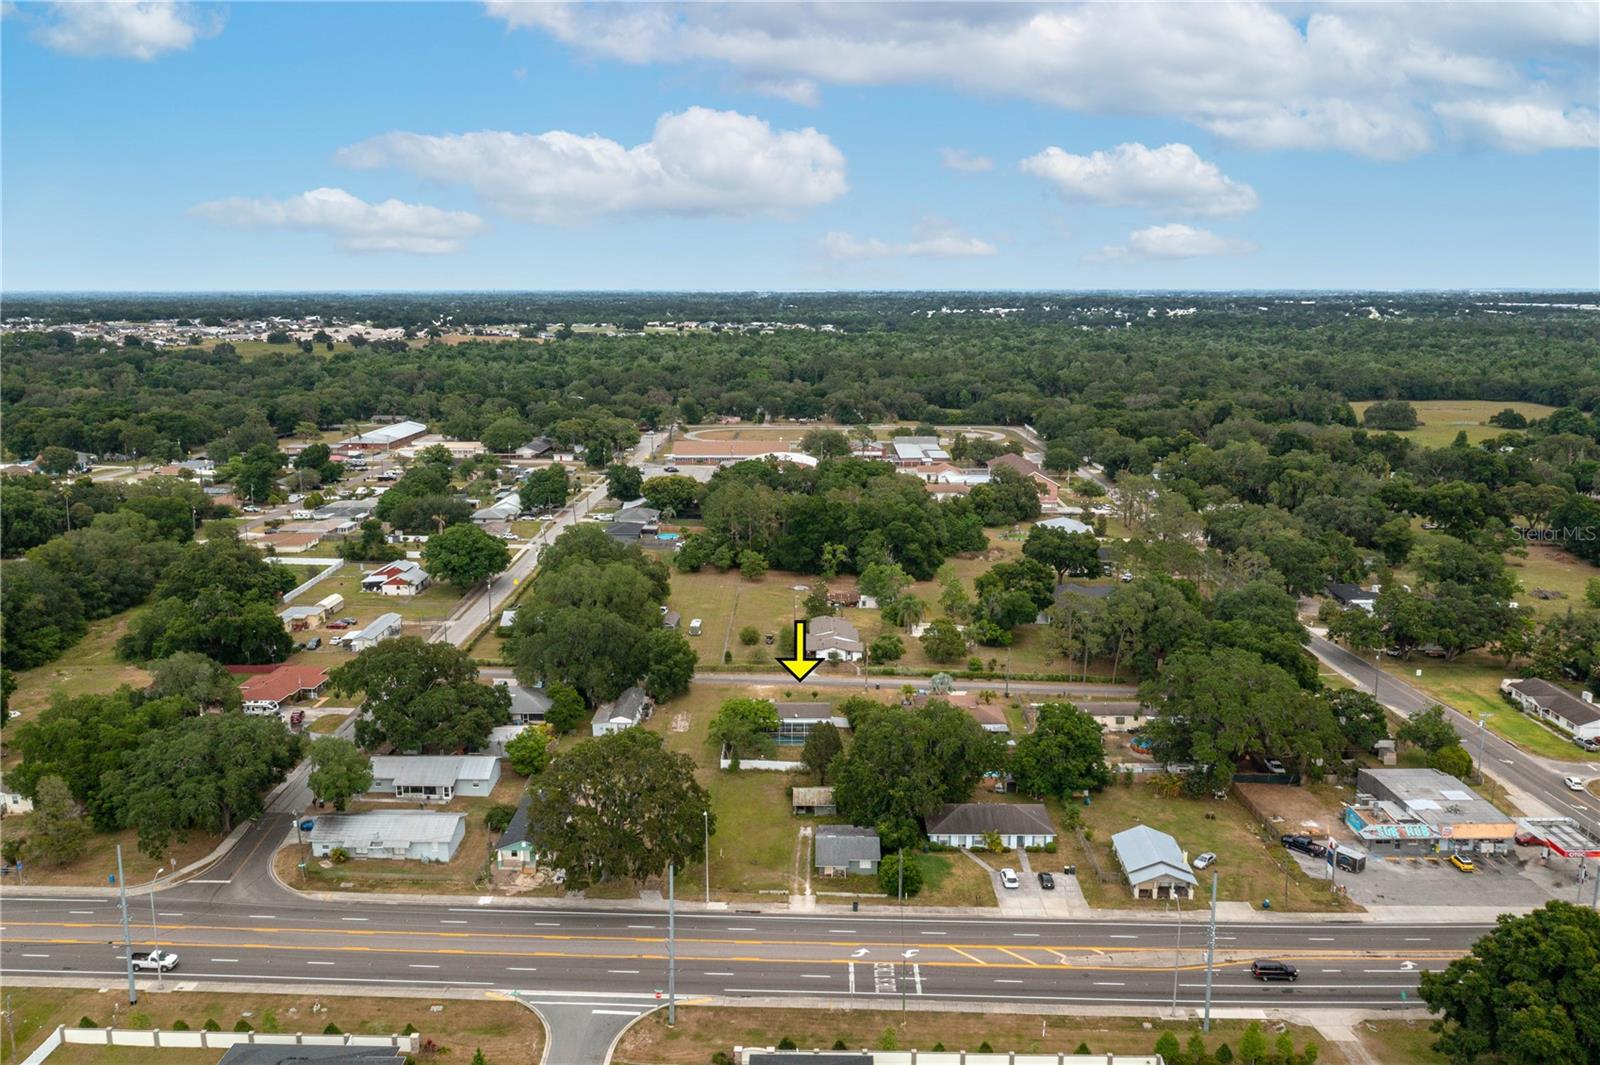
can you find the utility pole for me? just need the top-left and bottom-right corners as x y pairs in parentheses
(703, 810), (710, 905)
(1202, 873), (1218, 1032)
(147, 866), (166, 989)
(1476, 715), (1490, 786)
(1170, 890), (1182, 1017)
(898, 848), (907, 1013)
(667, 864), (677, 1026)
(115, 846), (137, 1004)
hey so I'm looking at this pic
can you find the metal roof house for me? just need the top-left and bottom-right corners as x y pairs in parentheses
(1501, 678), (1600, 740)
(792, 786), (836, 816)
(814, 825), (881, 877)
(925, 803), (1056, 849)
(308, 811), (465, 863)
(774, 702), (849, 744)
(337, 420), (429, 451)
(472, 496), (523, 523)
(592, 686), (653, 736)
(1037, 515), (1094, 536)
(345, 612), (402, 652)
(361, 560), (431, 597)
(805, 616), (864, 662)
(1111, 824), (1198, 900)
(368, 755), (500, 802)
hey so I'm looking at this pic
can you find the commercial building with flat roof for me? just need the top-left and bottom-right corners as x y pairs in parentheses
(1350, 768), (1516, 855)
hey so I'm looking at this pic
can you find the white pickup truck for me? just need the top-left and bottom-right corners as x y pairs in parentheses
(130, 949), (179, 972)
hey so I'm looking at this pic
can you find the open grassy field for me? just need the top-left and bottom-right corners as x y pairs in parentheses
(1377, 652), (1587, 762)
(1350, 399), (1557, 448)
(1069, 780), (1353, 912)
(2, 987), (542, 1065)
(4, 608), (152, 719)
(0, 817), (221, 888)
(617, 1007), (1348, 1065)
(1506, 541), (1599, 617)
(277, 773), (526, 895)
(824, 850), (998, 908)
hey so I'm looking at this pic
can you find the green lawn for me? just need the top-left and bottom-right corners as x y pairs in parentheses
(666, 567), (814, 665)
(1506, 542), (1599, 617)
(1358, 1020), (1448, 1064)
(5, 606), (153, 718)
(1069, 781), (1353, 912)
(1350, 399), (1557, 448)
(1379, 653), (1587, 762)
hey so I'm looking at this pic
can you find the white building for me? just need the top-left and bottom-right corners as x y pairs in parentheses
(346, 612), (403, 652)
(1111, 824), (1198, 900)
(361, 560), (431, 597)
(592, 687), (652, 736)
(1501, 678), (1600, 741)
(805, 616), (864, 662)
(925, 803), (1056, 849)
(308, 811), (465, 863)
(368, 755), (501, 802)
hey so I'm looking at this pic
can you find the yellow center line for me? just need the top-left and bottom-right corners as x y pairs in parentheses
(0, 936), (1464, 972)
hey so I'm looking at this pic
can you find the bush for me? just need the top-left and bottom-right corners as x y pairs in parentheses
(203, 1019), (221, 1032)
(403, 1023), (419, 1035)
(711, 1054), (734, 1065)
(932, 1043), (946, 1052)
(966, 657), (985, 672)
(1155, 1032), (1182, 1061)
(878, 852), (924, 898)
(484, 804), (518, 832)
(172, 1020), (191, 1031)
(76, 1018), (99, 1029)
(323, 1023), (342, 1035)
(739, 625), (760, 646)
(979, 1041), (994, 1053)
(1075, 1043), (1091, 1054)
(739, 551), (768, 581)
(233, 1019), (253, 1032)
(875, 1028), (899, 1051)
(777, 1037), (798, 1050)
(260, 1009), (279, 1033)
(1215, 1044), (1234, 1063)
(832, 1039), (848, 1050)
(330, 846), (349, 864)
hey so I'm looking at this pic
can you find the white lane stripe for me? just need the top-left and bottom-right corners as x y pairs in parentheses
(801, 974), (831, 980)
(704, 971), (735, 977)
(1108, 934), (1139, 939)
(158, 913), (183, 917)
(1012, 933), (1040, 938)
(1093, 981), (1126, 986)
(247, 914), (275, 920)
(828, 929), (857, 934)
(507, 967), (539, 972)
(1308, 937), (1336, 942)
(627, 925), (655, 929)
(68, 910), (95, 915)
(592, 1009), (643, 1016)
(341, 917), (369, 923)
(535, 922), (561, 927)
(0, 968), (495, 988)
(409, 964), (440, 969)
(994, 978), (1024, 984)
(21, 954), (49, 958)
(440, 920), (468, 924)
(307, 961), (336, 966)
(1404, 937), (1430, 941)
(922, 931), (947, 935)
(728, 927), (756, 931)
(607, 969), (640, 974)
(211, 958), (239, 963)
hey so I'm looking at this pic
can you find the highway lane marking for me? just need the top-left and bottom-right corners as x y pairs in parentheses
(1308, 937), (1336, 942)
(21, 954), (49, 958)
(627, 925), (655, 929)
(1011, 933), (1040, 938)
(728, 927), (756, 931)
(592, 1009), (643, 1016)
(342, 918), (369, 923)
(158, 913), (183, 917)
(1108, 934), (1139, 939)
(307, 961), (336, 966)
(535, 922), (561, 927)
(999, 949), (1041, 967)
(607, 969), (641, 974)
(994, 979), (1024, 984)
(950, 948), (988, 966)
(440, 920), (468, 924)
(409, 964), (441, 969)
(922, 931), (947, 935)
(705, 972), (735, 977)
(68, 911), (95, 915)
(1403, 937), (1430, 942)
(248, 915), (275, 920)
(507, 967), (539, 972)
(801, 974), (831, 979)
(1321, 969), (1342, 973)
(828, 929), (857, 934)
(1093, 982), (1126, 987)
(211, 958), (239, 963)
(188, 879), (231, 885)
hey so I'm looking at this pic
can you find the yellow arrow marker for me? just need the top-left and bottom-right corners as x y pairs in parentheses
(778, 619), (822, 683)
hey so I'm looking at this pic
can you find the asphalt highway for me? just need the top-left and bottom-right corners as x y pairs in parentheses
(1, 890), (1477, 1012)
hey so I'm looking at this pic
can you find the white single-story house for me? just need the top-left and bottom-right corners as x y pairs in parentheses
(278, 603), (328, 631)
(925, 803), (1057, 849)
(1326, 583), (1378, 614)
(368, 755), (501, 802)
(592, 687), (652, 736)
(362, 560), (431, 597)
(1111, 824), (1198, 900)
(308, 811), (465, 863)
(473, 496), (522, 523)
(1, 776), (33, 816)
(1036, 515), (1094, 536)
(774, 702), (849, 745)
(1501, 678), (1600, 741)
(805, 616), (864, 662)
(814, 825), (881, 877)
(496, 680), (553, 724)
(346, 612), (403, 652)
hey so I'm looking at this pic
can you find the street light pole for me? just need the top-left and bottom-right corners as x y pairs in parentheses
(1170, 890), (1182, 1017)
(667, 864), (677, 1027)
(1202, 872), (1218, 1032)
(703, 810), (710, 905)
(115, 845), (137, 1005)
(147, 865), (168, 989)
(1476, 715), (1490, 785)
(898, 848), (907, 1013)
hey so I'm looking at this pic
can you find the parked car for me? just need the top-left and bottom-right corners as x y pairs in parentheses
(130, 949), (180, 972)
(1250, 960), (1298, 982)
(664, 465), (680, 473)
(1449, 853), (1475, 873)
(1514, 831), (1541, 847)
(1192, 852), (1217, 870)
(339, 617), (358, 625)
(1280, 834), (1326, 858)
(304, 637), (321, 651)
(326, 621), (351, 630)
(999, 869), (1020, 890)
(1575, 737), (1600, 752)
(1564, 776), (1587, 791)
(1037, 871), (1055, 890)
(1263, 759), (1287, 774)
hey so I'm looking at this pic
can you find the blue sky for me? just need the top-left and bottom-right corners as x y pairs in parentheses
(3, 2), (1597, 291)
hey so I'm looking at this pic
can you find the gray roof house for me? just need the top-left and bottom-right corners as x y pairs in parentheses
(494, 795), (539, 870)
(792, 786), (836, 816)
(805, 616), (864, 662)
(1501, 677), (1600, 740)
(592, 686), (653, 736)
(1111, 824), (1198, 900)
(925, 803), (1057, 849)
(814, 825), (881, 876)
(308, 811), (465, 863)
(345, 612), (403, 652)
(496, 679), (553, 724)
(473, 495), (523, 523)
(1037, 515), (1094, 536)
(368, 755), (500, 802)
(1326, 582), (1378, 613)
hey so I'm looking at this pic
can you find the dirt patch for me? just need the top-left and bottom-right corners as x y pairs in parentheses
(1235, 782), (1351, 843)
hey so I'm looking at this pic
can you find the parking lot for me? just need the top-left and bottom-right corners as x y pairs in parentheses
(1288, 845), (1568, 909)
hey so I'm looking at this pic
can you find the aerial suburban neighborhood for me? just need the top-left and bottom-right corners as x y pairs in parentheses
(2, 4), (1599, 1065)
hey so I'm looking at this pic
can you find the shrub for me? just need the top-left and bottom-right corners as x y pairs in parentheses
(711, 1054), (734, 1065)
(76, 1018), (99, 1029)
(484, 804), (518, 833)
(875, 1028), (899, 1051)
(330, 846), (349, 864)
(233, 1019), (253, 1032)
(403, 1023), (419, 1035)
(739, 625), (761, 646)
(261, 1009), (279, 1033)
(738, 551), (768, 581)
(1215, 1044), (1234, 1063)
(1155, 1032), (1182, 1061)
(203, 1019), (221, 1032)
(172, 1020), (191, 1031)
(777, 1037), (797, 1050)
(932, 1043), (946, 1052)
(1075, 1043), (1091, 1054)
(979, 1041), (994, 1053)
(831, 1039), (848, 1050)
(323, 1023), (342, 1035)
(723, 650), (733, 664)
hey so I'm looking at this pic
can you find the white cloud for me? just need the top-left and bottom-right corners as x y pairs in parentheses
(823, 221), (997, 260)
(1021, 142), (1259, 217)
(940, 148), (995, 173)
(336, 107), (848, 224)
(738, 76), (820, 107)
(1090, 223), (1257, 262)
(34, 1), (219, 60)
(1434, 99), (1600, 152)
(189, 188), (484, 254)
(488, 2), (1600, 158)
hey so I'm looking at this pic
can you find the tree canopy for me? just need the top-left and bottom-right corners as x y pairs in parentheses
(330, 637), (510, 753)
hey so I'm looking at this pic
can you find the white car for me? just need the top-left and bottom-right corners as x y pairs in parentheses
(1564, 776), (1587, 791)
(1193, 852), (1218, 870)
(999, 868), (1020, 890)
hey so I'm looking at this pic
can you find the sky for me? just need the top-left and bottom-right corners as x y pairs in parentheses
(2, 1), (1597, 291)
